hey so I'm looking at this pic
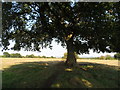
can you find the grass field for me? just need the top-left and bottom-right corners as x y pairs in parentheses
(1, 58), (119, 88)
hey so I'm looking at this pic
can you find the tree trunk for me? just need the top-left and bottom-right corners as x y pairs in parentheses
(65, 40), (77, 67)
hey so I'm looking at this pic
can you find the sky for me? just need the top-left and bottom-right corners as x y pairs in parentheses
(0, 40), (116, 58)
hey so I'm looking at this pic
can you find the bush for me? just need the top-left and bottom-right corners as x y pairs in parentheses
(99, 55), (114, 60)
(105, 55), (113, 60)
(3, 52), (10, 57)
(41, 56), (47, 58)
(114, 53), (120, 60)
(10, 53), (22, 58)
(26, 54), (35, 58)
(99, 56), (106, 60)
(2, 52), (42, 58)
(3, 52), (22, 58)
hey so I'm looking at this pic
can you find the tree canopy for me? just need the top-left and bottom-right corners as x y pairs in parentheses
(1, 2), (120, 66)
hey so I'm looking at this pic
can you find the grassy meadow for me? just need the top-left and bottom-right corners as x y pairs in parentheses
(1, 58), (119, 88)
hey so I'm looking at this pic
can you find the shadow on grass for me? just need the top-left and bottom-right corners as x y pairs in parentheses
(2, 61), (119, 88)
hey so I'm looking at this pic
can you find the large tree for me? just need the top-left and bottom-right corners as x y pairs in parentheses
(1, 2), (120, 66)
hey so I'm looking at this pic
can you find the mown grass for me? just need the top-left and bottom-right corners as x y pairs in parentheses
(2, 61), (119, 88)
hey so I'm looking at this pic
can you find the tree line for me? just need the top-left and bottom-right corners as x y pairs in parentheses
(1, 52), (56, 58)
(62, 52), (120, 60)
(1, 52), (120, 60)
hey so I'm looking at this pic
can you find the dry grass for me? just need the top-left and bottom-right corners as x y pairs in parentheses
(77, 59), (119, 67)
(1, 58), (64, 70)
(1, 58), (119, 70)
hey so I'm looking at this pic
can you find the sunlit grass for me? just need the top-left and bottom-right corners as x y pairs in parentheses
(81, 78), (93, 87)
(51, 83), (61, 88)
(65, 68), (73, 72)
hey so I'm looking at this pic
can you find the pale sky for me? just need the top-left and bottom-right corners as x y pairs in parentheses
(0, 40), (116, 58)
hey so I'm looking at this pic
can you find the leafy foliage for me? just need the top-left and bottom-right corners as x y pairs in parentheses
(3, 52), (22, 58)
(26, 54), (35, 58)
(1, 2), (120, 55)
(114, 53), (120, 60)
(1, 52), (56, 58)
(3, 52), (10, 57)
(105, 55), (113, 60)
(99, 55), (114, 60)
(10, 53), (22, 58)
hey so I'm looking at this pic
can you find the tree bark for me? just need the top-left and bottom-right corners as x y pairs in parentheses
(65, 40), (77, 67)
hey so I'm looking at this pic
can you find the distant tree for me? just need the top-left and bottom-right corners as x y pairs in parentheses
(99, 55), (113, 60)
(51, 56), (55, 58)
(22, 56), (25, 58)
(26, 54), (35, 58)
(0, 55), (3, 57)
(105, 55), (113, 60)
(1, 2), (120, 66)
(63, 53), (67, 59)
(63, 52), (79, 59)
(37, 55), (42, 58)
(3, 52), (10, 57)
(114, 53), (120, 60)
(99, 56), (106, 60)
(10, 53), (22, 58)
(41, 56), (46, 58)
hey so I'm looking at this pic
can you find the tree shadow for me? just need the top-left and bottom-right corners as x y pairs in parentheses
(2, 61), (66, 88)
(2, 61), (119, 88)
